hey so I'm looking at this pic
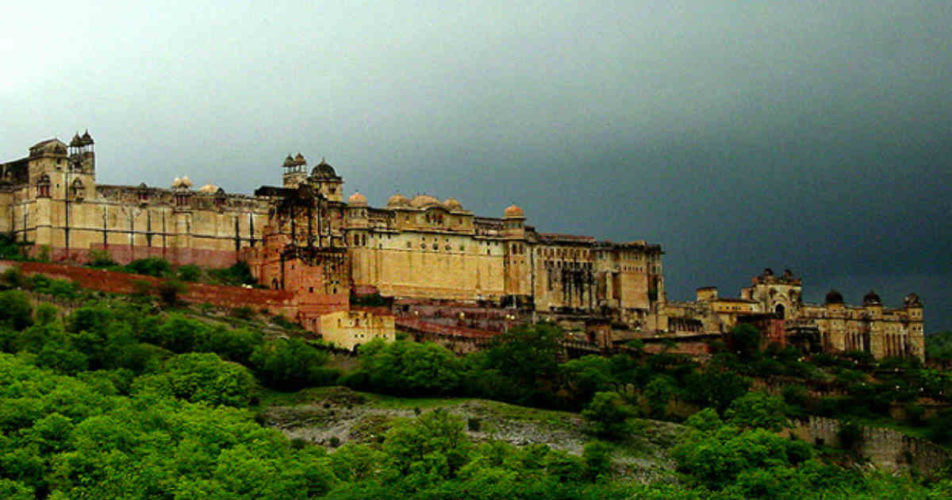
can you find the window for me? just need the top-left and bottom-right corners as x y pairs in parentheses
(36, 174), (50, 198)
(70, 178), (85, 200)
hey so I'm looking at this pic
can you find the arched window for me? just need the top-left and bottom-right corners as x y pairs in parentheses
(70, 178), (85, 200)
(36, 174), (51, 198)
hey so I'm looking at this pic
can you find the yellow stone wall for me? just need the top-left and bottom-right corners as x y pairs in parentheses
(348, 235), (506, 301)
(318, 310), (396, 350)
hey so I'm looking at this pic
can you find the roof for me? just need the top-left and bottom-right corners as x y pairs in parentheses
(714, 298), (759, 304)
(538, 233), (597, 243)
(311, 158), (339, 179)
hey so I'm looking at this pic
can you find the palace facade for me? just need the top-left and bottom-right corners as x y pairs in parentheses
(0, 133), (666, 329)
(0, 134), (924, 359)
(665, 269), (926, 360)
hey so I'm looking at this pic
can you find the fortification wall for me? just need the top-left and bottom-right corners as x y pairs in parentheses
(0, 260), (301, 316)
(791, 416), (949, 475)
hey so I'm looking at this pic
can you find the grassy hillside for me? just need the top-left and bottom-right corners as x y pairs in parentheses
(261, 386), (684, 482)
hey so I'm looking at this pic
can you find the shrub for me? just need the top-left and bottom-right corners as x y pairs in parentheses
(87, 249), (117, 268)
(582, 441), (613, 481)
(725, 391), (789, 431)
(209, 261), (256, 286)
(31, 275), (79, 299)
(132, 352), (257, 408)
(467, 417), (481, 432)
(157, 280), (186, 307)
(582, 391), (636, 439)
(351, 339), (462, 396)
(123, 257), (172, 278)
(0, 267), (30, 289)
(230, 306), (255, 320)
(837, 419), (864, 452)
(0, 290), (33, 330)
(176, 264), (202, 282)
(250, 338), (331, 390)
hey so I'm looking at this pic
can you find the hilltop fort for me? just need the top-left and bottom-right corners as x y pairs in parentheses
(0, 133), (925, 359)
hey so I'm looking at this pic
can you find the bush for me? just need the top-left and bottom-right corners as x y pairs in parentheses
(250, 338), (332, 390)
(132, 352), (257, 407)
(230, 306), (255, 320)
(0, 267), (30, 289)
(725, 391), (788, 431)
(582, 391), (636, 439)
(684, 368), (750, 413)
(123, 257), (172, 278)
(209, 261), (256, 286)
(352, 339), (462, 396)
(87, 250), (117, 268)
(157, 280), (186, 306)
(837, 419), (864, 452)
(0, 235), (27, 261)
(31, 275), (78, 299)
(176, 264), (202, 282)
(582, 441), (613, 481)
(0, 290), (33, 330)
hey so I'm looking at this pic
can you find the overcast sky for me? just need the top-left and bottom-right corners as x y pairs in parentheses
(2, 1), (950, 330)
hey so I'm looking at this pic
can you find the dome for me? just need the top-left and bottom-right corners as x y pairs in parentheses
(69, 133), (83, 148)
(443, 198), (463, 210)
(294, 152), (306, 165)
(863, 290), (882, 306)
(387, 194), (409, 207)
(503, 204), (525, 218)
(825, 289), (844, 305)
(80, 130), (94, 145)
(311, 158), (337, 178)
(172, 177), (183, 188)
(282, 155), (295, 167)
(409, 194), (441, 208)
(181, 176), (193, 188)
(904, 293), (923, 308)
(199, 184), (219, 193)
(348, 191), (368, 206)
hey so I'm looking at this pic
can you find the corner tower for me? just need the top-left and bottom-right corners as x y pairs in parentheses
(282, 153), (308, 188)
(309, 158), (343, 202)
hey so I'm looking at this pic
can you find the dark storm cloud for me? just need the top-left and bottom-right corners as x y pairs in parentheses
(2, 1), (950, 328)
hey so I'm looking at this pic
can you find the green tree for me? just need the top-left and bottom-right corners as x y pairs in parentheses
(250, 338), (333, 390)
(383, 410), (472, 480)
(123, 257), (172, 277)
(725, 391), (789, 431)
(582, 441), (613, 481)
(0, 290), (33, 330)
(728, 323), (763, 361)
(132, 352), (257, 407)
(644, 375), (678, 418)
(560, 355), (616, 405)
(684, 368), (750, 413)
(582, 391), (636, 438)
(0, 479), (33, 500)
(176, 264), (202, 282)
(481, 323), (563, 402)
(355, 339), (461, 396)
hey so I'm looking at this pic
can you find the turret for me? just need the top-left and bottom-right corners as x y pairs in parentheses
(502, 204), (525, 237)
(696, 287), (718, 302)
(309, 158), (343, 202)
(282, 152), (308, 188)
(863, 290), (883, 319)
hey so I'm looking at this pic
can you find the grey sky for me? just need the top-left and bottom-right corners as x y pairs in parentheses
(2, 1), (950, 330)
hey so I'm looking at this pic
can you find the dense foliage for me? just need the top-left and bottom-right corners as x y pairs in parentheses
(0, 280), (949, 498)
(927, 331), (952, 362)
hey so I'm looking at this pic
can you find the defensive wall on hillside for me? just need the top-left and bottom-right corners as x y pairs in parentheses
(0, 260), (398, 348)
(791, 416), (949, 475)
